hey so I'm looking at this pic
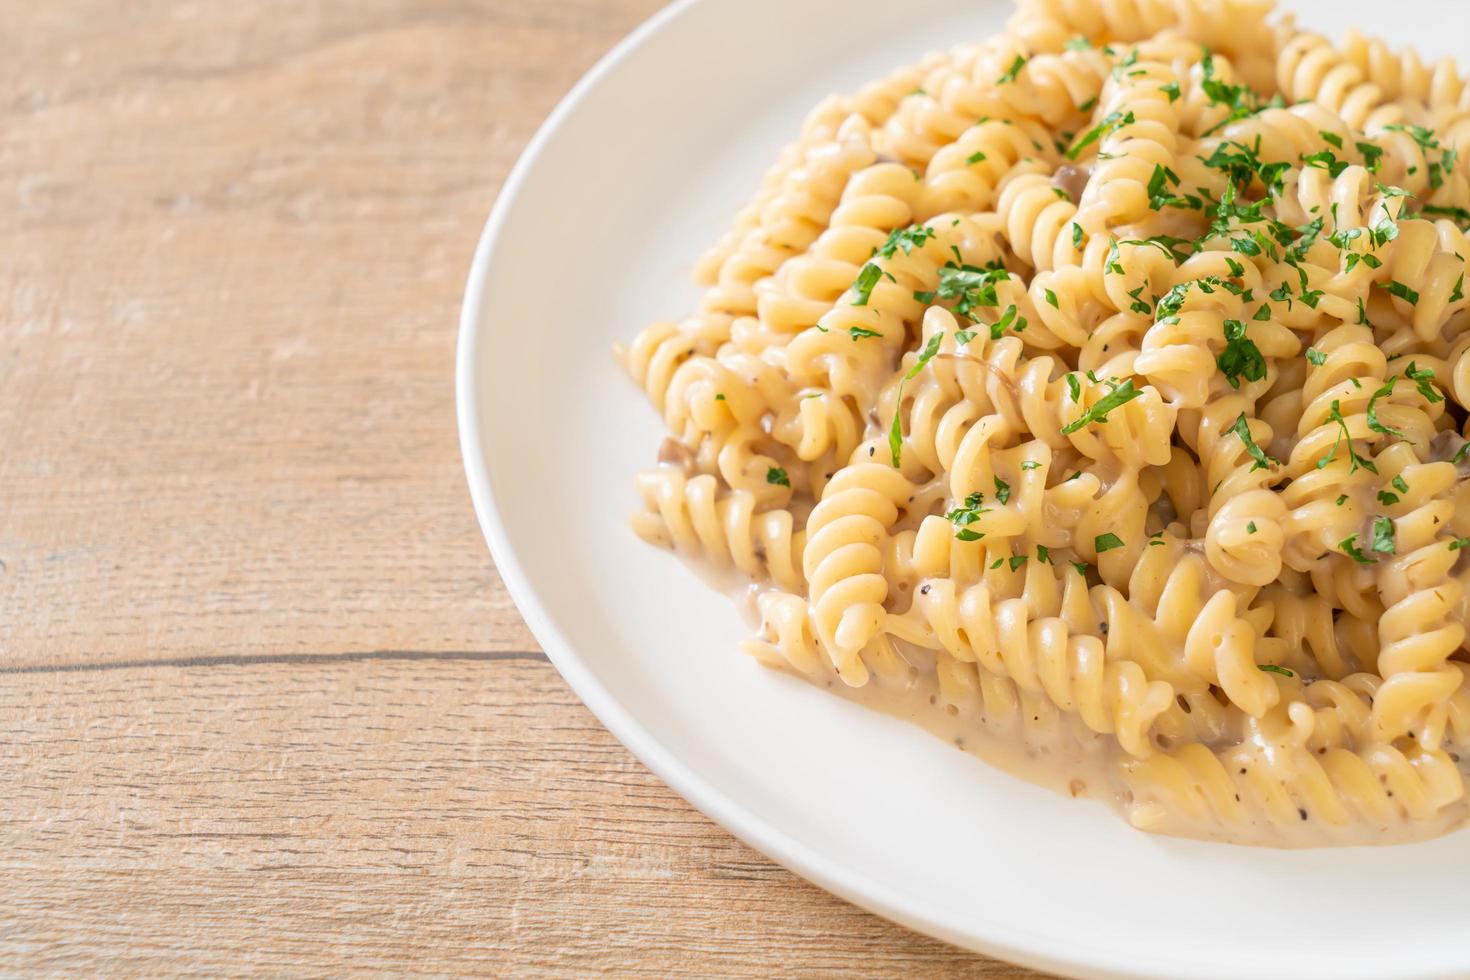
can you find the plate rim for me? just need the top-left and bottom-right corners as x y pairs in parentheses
(454, 2), (1464, 977)
(453, 2), (1095, 973)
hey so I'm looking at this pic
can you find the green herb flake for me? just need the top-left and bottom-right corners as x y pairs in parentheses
(1318, 399), (1378, 474)
(1066, 110), (1134, 160)
(1340, 534), (1378, 565)
(875, 225), (937, 261)
(1366, 377), (1403, 438)
(997, 55), (1028, 85)
(1226, 412), (1279, 471)
(1370, 516), (1397, 554)
(888, 332), (946, 467)
(1306, 347), (1327, 366)
(994, 476), (1012, 504)
(1218, 319), (1267, 388)
(1386, 280), (1420, 305)
(1061, 378), (1144, 435)
(1095, 532), (1125, 553)
(1258, 664), (1295, 676)
(766, 467), (790, 488)
(1404, 361), (1444, 404)
(851, 262), (885, 306)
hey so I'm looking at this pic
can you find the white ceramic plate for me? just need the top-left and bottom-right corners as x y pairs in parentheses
(459, 2), (1470, 976)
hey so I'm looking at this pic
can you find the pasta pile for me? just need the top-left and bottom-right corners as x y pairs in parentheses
(618, 0), (1470, 845)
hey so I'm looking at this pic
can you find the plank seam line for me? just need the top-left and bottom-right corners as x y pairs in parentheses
(0, 649), (549, 675)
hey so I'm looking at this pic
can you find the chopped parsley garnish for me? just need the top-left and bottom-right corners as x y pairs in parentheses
(1318, 400), (1377, 474)
(1071, 560), (1089, 575)
(1071, 222), (1084, 250)
(1095, 532), (1125, 553)
(851, 262), (892, 306)
(1306, 347), (1327, 366)
(1226, 413), (1278, 471)
(1302, 148), (1349, 178)
(1386, 280), (1420, 305)
(1384, 123), (1458, 190)
(1371, 517), (1396, 555)
(997, 55), (1028, 85)
(1198, 53), (1277, 135)
(1404, 362), (1444, 404)
(848, 326), (883, 341)
(1423, 205), (1470, 225)
(1021, 460), (1041, 470)
(1454, 441), (1470, 465)
(1356, 141), (1384, 172)
(1366, 378), (1403, 438)
(1061, 378), (1143, 435)
(1218, 319), (1266, 388)
(1066, 110), (1134, 160)
(917, 260), (1012, 319)
(1258, 664), (1295, 677)
(945, 491), (988, 541)
(954, 328), (977, 346)
(1044, 287), (1059, 308)
(1008, 555), (1028, 572)
(1451, 273), (1465, 304)
(875, 224), (936, 259)
(1340, 534), (1377, 565)
(989, 304), (1027, 339)
(993, 476), (1013, 504)
(1161, 81), (1181, 102)
(766, 467), (790, 487)
(888, 331), (946, 466)
(1147, 164), (1197, 211)
(1247, 521), (1258, 534)
(1036, 545), (1051, 563)
(966, 150), (988, 165)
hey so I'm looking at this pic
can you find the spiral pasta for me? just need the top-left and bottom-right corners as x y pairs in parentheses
(623, 0), (1470, 847)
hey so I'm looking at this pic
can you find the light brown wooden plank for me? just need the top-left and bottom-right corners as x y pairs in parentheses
(0, 0), (1047, 972)
(0, 0), (671, 667)
(1, 656), (1041, 976)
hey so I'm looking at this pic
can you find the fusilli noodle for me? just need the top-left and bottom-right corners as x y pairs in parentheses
(622, 0), (1470, 847)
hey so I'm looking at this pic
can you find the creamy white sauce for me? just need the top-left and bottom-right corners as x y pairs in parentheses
(683, 552), (1470, 849)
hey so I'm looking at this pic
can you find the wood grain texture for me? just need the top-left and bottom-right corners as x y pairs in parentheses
(0, 1), (1044, 974)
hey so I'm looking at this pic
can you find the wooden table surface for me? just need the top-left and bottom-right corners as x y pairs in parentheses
(1, 2), (1042, 975)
